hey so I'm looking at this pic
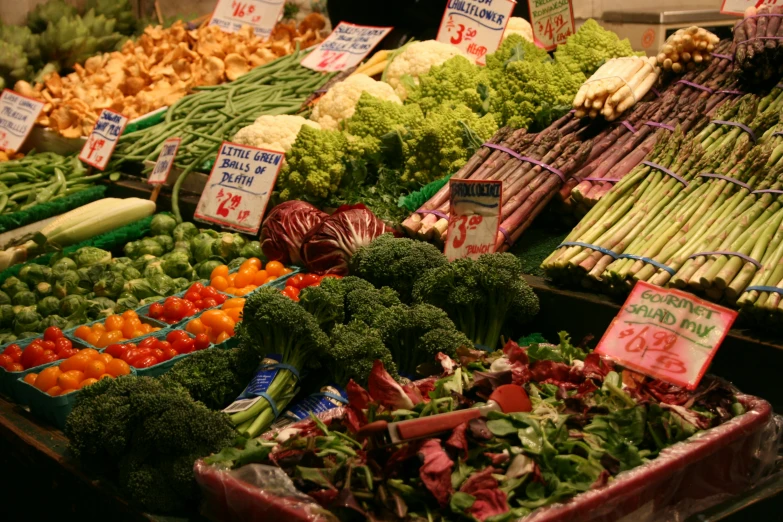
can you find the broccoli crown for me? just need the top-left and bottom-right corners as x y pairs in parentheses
(237, 287), (330, 369)
(160, 346), (260, 410)
(326, 320), (398, 385)
(554, 19), (641, 76)
(412, 253), (539, 351)
(407, 55), (494, 114)
(298, 276), (347, 332)
(343, 91), (424, 140)
(371, 303), (470, 376)
(344, 285), (402, 324)
(349, 234), (448, 303)
(277, 125), (348, 203)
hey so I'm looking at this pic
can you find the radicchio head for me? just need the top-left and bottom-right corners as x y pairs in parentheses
(261, 201), (328, 265)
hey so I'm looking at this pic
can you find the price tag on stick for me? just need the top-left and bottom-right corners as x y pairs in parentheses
(209, 0), (285, 38)
(148, 137), (181, 185)
(436, 0), (516, 65)
(0, 89), (44, 153)
(301, 23), (392, 72)
(595, 281), (738, 390)
(194, 141), (283, 234)
(527, 0), (576, 51)
(79, 109), (128, 171)
(444, 179), (502, 261)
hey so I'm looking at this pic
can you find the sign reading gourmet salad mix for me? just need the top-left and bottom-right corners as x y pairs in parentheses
(0, 89), (44, 153)
(444, 179), (502, 261)
(437, 0), (517, 65)
(527, 0), (575, 51)
(301, 22), (392, 72)
(79, 109), (128, 171)
(194, 141), (283, 234)
(209, 0), (285, 38)
(595, 281), (737, 390)
(148, 137), (181, 185)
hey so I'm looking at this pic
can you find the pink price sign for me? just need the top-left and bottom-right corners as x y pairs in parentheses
(595, 281), (737, 390)
(527, 0), (575, 51)
(436, 0), (516, 65)
(444, 179), (502, 261)
(209, 0), (285, 38)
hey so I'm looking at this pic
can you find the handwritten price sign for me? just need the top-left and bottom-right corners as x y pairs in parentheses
(194, 141), (283, 234)
(437, 0), (516, 65)
(209, 0), (285, 38)
(720, 0), (776, 16)
(527, 0), (575, 51)
(595, 282), (737, 389)
(444, 179), (502, 261)
(301, 23), (392, 72)
(148, 137), (181, 185)
(0, 89), (44, 153)
(79, 109), (127, 171)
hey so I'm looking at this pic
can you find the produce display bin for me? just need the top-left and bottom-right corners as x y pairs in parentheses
(64, 314), (167, 349)
(194, 391), (780, 522)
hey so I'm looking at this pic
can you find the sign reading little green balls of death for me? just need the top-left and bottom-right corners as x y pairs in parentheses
(194, 141), (283, 235)
(0, 89), (45, 153)
(437, 0), (517, 65)
(595, 281), (737, 390)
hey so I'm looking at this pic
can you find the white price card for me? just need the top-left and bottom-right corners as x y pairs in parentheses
(301, 23), (393, 72)
(194, 141), (283, 234)
(444, 179), (502, 261)
(528, 0), (576, 51)
(436, 0), (516, 65)
(0, 89), (44, 153)
(209, 0), (285, 38)
(79, 109), (128, 171)
(148, 137), (181, 185)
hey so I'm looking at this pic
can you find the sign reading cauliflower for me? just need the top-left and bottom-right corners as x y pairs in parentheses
(231, 115), (322, 152)
(310, 74), (401, 130)
(383, 40), (468, 99)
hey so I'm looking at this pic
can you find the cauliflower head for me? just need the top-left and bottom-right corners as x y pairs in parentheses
(310, 74), (401, 130)
(503, 17), (533, 43)
(384, 40), (468, 99)
(231, 115), (321, 152)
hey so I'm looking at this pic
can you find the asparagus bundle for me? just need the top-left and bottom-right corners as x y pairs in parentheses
(657, 26), (720, 73)
(573, 56), (660, 120)
(734, 5), (783, 81)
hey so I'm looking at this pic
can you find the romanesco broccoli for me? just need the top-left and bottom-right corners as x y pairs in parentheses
(554, 19), (641, 76)
(343, 92), (424, 141)
(485, 33), (550, 70)
(276, 125), (348, 203)
(406, 55), (493, 114)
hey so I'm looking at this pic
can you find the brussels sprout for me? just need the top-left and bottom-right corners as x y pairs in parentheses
(143, 260), (166, 279)
(213, 233), (246, 260)
(124, 279), (158, 299)
(194, 258), (224, 280)
(191, 232), (218, 262)
(0, 332), (16, 344)
(94, 272), (125, 298)
(12, 305), (23, 315)
(41, 315), (68, 330)
(172, 277), (191, 292)
(60, 294), (87, 318)
(86, 297), (116, 319)
(123, 266), (142, 280)
(55, 270), (82, 298)
(13, 306), (42, 335)
(172, 222), (199, 243)
(173, 240), (192, 258)
(73, 247), (112, 268)
(148, 273), (176, 296)
(16, 332), (39, 341)
(2, 277), (28, 297)
(0, 290), (10, 306)
(0, 304), (14, 327)
(51, 257), (77, 275)
(37, 296), (61, 317)
(140, 295), (166, 306)
(137, 238), (165, 257)
(77, 265), (106, 293)
(115, 293), (140, 313)
(35, 282), (53, 299)
(152, 235), (174, 253)
(240, 241), (263, 260)
(124, 240), (141, 259)
(109, 257), (132, 274)
(132, 254), (157, 272)
(160, 251), (193, 278)
(151, 213), (178, 236)
(228, 257), (247, 271)
(19, 264), (52, 286)
(12, 290), (36, 307)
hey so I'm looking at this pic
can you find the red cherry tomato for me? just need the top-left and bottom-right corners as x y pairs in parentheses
(202, 286), (220, 300)
(214, 293), (227, 305)
(3, 344), (22, 362)
(301, 273), (321, 288)
(163, 347), (178, 361)
(190, 282), (205, 294)
(0, 354), (12, 368)
(163, 297), (186, 322)
(172, 338), (195, 354)
(194, 333), (210, 351)
(39, 352), (58, 365)
(105, 343), (127, 359)
(158, 348), (172, 362)
(43, 326), (63, 342)
(202, 298), (218, 309)
(130, 355), (159, 368)
(193, 299), (206, 310)
(286, 274), (305, 289)
(139, 337), (158, 349)
(157, 340), (172, 352)
(149, 302), (164, 318)
(281, 286), (300, 301)
(42, 340), (56, 352)
(153, 348), (165, 360)
(166, 330), (190, 344)
(58, 348), (78, 360)
(55, 337), (73, 353)
(184, 290), (201, 303)
(20, 344), (44, 369)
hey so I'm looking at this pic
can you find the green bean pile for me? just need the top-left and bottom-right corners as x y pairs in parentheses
(0, 153), (105, 214)
(110, 49), (335, 221)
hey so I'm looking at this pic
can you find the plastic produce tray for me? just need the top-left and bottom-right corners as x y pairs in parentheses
(194, 392), (779, 522)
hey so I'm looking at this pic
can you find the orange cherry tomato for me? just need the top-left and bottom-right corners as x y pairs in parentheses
(222, 297), (246, 309)
(80, 348), (101, 360)
(98, 373), (113, 381)
(79, 378), (99, 389)
(280, 267), (293, 276)
(73, 325), (92, 340)
(224, 307), (242, 323)
(239, 260), (259, 273)
(227, 273), (237, 285)
(244, 258), (262, 270)
(99, 353), (113, 364)
(59, 353), (91, 373)
(132, 329), (146, 339)
(252, 270), (268, 285)
(224, 287), (238, 295)
(211, 276), (229, 291)
(60, 388), (77, 395)
(106, 358), (131, 377)
(105, 315), (125, 332)
(92, 322), (106, 333)
(96, 330), (123, 348)
(211, 265), (229, 280)
(263, 276), (278, 285)
(215, 331), (232, 344)
(58, 370), (85, 390)
(86, 332), (102, 347)
(23, 373), (38, 385)
(234, 269), (254, 288)
(35, 366), (62, 391)
(122, 310), (139, 320)
(265, 261), (284, 277)
(46, 386), (63, 396)
(233, 287), (251, 297)
(84, 359), (107, 380)
(121, 321), (137, 339)
(186, 318), (207, 336)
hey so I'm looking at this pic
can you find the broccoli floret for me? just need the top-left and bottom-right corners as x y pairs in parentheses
(349, 234), (448, 303)
(160, 346), (260, 410)
(298, 275), (348, 332)
(236, 287), (329, 369)
(371, 303), (470, 376)
(327, 320), (398, 385)
(277, 125), (348, 203)
(345, 285), (402, 324)
(407, 55), (494, 114)
(412, 253), (539, 351)
(554, 19), (642, 76)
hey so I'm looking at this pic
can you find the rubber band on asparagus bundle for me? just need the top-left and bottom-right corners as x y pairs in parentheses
(771, 131), (783, 139)
(675, 79), (714, 93)
(498, 226), (513, 247)
(616, 254), (676, 276)
(751, 188), (783, 195)
(555, 241), (618, 259)
(687, 251), (761, 268)
(617, 121), (638, 133)
(482, 143), (566, 183)
(711, 52), (734, 61)
(716, 89), (746, 96)
(738, 36), (783, 44)
(573, 57), (658, 120)
(700, 173), (752, 191)
(641, 160), (689, 186)
(651, 87), (662, 98)
(582, 177), (623, 183)
(744, 285), (783, 295)
(711, 120), (757, 142)
(644, 121), (675, 131)
(417, 209), (449, 220)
